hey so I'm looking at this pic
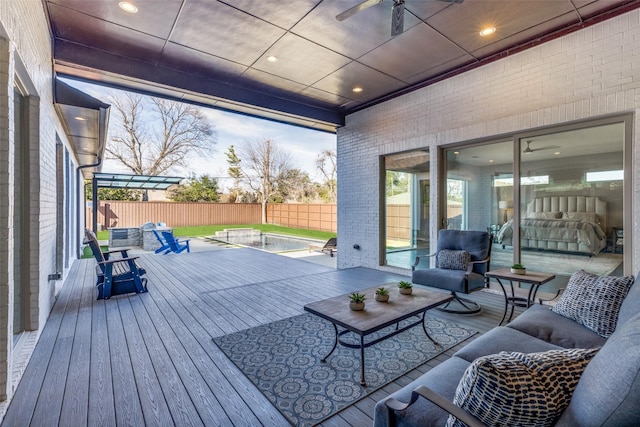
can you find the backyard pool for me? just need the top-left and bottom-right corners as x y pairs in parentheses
(212, 230), (321, 253)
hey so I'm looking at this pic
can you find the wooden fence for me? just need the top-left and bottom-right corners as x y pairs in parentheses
(87, 202), (460, 236)
(267, 203), (337, 233)
(88, 201), (337, 232)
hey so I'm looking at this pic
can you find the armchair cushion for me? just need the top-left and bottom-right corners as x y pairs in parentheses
(552, 269), (634, 337)
(446, 348), (600, 427)
(437, 250), (470, 271)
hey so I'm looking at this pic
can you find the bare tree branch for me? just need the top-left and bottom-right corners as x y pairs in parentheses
(105, 93), (217, 177)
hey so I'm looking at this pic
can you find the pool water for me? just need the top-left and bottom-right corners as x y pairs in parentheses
(214, 233), (320, 253)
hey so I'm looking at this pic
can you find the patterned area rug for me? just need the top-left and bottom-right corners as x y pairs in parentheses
(213, 312), (476, 426)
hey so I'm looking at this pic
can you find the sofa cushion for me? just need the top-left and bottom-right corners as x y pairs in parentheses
(552, 270), (634, 337)
(507, 304), (606, 349)
(437, 249), (470, 270)
(616, 273), (639, 328)
(454, 326), (564, 363)
(447, 348), (600, 427)
(556, 312), (640, 427)
(373, 356), (471, 427)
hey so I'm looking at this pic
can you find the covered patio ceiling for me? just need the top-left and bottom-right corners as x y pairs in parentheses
(43, 0), (640, 133)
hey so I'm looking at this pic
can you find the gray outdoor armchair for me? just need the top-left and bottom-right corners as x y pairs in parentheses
(412, 229), (492, 314)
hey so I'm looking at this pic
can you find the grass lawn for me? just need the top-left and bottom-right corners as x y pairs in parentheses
(95, 225), (335, 242)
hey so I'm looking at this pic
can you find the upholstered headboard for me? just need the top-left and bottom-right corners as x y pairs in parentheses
(526, 196), (607, 232)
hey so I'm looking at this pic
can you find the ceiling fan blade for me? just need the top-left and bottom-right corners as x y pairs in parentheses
(336, 0), (384, 22)
(390, 0), (405, 36)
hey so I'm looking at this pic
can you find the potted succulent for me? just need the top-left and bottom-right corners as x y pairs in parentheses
(349, 292), (366, 311)
(375, 287), (389, 302)
(398, 281), (413, 295)
(510, 263), (527, 275)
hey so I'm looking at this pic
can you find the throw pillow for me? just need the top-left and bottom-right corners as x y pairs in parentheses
(527, 211), (562, 220)
(552, 270), (634, 337)
(446, 348), (600, 427)
(563, 212), (600, 223)
(437, 249), (470, 270)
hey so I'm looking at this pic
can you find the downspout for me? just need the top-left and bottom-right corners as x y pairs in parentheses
(76, 104), (110, 234)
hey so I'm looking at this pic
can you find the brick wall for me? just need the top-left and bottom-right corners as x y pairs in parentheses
(0, 1), (78, 401)
(337, 10), (640, 274)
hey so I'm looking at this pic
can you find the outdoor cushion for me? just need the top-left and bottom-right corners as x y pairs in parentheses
(556, 312), (640, 426)
(446, 348), (600, 427)
(411, 268), (486, 294)
(437, 250), (470, 270)
(507, 304), (606, 349)
(552, 270), (634, 337)
(453, 326), (564, 363)
(373, 356), (471, 427)
(616, 273), (640, 328)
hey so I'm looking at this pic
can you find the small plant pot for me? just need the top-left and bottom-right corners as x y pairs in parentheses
(399, 288), (413, 295)
(375, 294), (389, 302)
(510, 268), (527, 275)
(350, 301), (365, 311)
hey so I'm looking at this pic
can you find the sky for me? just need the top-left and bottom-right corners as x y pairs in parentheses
(63, 78), (336, 187)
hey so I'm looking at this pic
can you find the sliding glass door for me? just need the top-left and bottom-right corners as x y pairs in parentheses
(383, 150), (430, 269)
(440, 117), (628, 291)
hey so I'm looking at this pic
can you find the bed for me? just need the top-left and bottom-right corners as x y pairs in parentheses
(496, 196), (607, 255)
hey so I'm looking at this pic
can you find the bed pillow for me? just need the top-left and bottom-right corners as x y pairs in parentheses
(563, 212), (599, 223)
(437, 249), (470, 270)
(527, 211), (562, 220)
(446, 348), (600, 427)
(552, 270), (634, 337)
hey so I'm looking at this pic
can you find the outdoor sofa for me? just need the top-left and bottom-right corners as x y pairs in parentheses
(374, 270), (640, 427)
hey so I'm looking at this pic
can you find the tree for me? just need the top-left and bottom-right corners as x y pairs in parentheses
(316, 149), (337, 202)
(278, 168), (318, 203)
(237, 138), (291, 223)
(225, 145), (243, 203)
(106, 93), (217, 177)
(168, 174), (220, 202)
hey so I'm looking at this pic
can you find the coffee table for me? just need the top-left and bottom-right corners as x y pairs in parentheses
(303, 285), (453, 386)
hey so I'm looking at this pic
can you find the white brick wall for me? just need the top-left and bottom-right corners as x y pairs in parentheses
(0, 0), (80, 403)
(337, 9), (640, 275)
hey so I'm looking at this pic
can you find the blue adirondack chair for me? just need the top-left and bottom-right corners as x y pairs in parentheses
(152, 229), (172, 254)
(162, 231), (190, 254)
(84, 228), (148, 299)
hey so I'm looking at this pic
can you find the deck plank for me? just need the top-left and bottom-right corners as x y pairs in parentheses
(2, 247), (516, 427)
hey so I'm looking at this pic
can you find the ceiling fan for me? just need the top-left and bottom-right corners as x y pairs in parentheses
(523, 140), (559, 154)
(336, 0), (464, 37)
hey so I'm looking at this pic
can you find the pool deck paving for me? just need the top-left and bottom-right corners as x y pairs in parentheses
(100, 236), (338, 268)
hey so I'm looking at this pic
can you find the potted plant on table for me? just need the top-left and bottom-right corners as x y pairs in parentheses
(510, 263), (527, 275)
(349, 292), (366, 311)
(398, 281), (413, 295)
(375, 287), (389, 302)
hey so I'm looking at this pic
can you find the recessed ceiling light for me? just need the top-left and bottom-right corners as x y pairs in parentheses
(119, 1), (138, 13)
(74, 116), (86, 121)
(479, 26), (496, 37)
(554, 151), (561, 155)
(352, 87), (363, 93)
(266, 55), (278, 62)
(489, 159), (494, 163)
(453, 151), (460, 155)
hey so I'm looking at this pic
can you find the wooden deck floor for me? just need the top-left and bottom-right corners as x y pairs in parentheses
(1, 247), (517, 426)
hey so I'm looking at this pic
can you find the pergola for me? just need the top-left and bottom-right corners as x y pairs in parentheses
(91, 172), (183, 232)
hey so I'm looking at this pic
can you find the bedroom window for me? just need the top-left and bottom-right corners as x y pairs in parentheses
(585, 170), (623, 182)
